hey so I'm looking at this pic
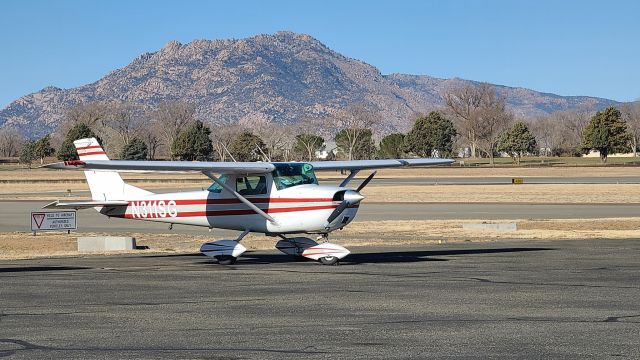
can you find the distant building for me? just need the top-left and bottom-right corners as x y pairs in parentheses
(582, 150), (635, 158)
(315, 140), (337, 160)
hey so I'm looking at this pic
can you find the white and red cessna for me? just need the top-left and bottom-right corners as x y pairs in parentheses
(44, 138), (453, 265)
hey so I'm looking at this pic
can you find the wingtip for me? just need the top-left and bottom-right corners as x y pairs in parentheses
(40, 160), (86, 169)
(42, 200), (59, 209)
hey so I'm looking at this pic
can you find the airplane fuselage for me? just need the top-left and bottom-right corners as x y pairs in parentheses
(100, 184), (359, 235)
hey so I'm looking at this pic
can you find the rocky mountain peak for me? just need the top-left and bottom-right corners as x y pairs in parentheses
(0, 31), (619, 138)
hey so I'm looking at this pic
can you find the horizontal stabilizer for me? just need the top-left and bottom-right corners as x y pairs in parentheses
(43, 200), (129, 210)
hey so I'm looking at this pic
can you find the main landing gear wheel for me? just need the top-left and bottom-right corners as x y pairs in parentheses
(319, 256), (339, 266)
(215, 255), (237, 265)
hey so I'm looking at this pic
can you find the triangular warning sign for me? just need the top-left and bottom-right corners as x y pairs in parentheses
(32, 213), (45, 229)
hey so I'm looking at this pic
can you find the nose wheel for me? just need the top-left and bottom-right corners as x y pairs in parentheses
(319, 255), (339, 266)
(214, 255), (237, 265)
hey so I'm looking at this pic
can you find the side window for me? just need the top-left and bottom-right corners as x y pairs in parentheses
(207, 174), (228, 193)
(236, 176), (267, 195)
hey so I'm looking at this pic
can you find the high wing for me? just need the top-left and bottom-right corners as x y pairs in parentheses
(309, 158), (454, 171)
(44, 159), (452, 173)
(44, 160), (275, 174)
(43, 200), (129, 210)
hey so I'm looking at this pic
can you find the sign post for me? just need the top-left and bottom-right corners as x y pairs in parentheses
(31, 211), (77, 235)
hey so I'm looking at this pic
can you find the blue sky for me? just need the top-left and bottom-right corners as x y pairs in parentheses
(1, 0), (639, 108)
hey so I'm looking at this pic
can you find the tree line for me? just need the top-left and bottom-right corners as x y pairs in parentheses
(1, 84), (639, 166)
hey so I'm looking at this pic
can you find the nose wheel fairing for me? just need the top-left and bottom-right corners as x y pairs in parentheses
(275, 236), (350, 265)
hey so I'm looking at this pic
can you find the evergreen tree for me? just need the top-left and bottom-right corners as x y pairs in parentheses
(171, 120), (213, 161)
(19, 140), (36, 168)
(405, 111), (457, 157)
(33, 134), (55, 164)
(120, 137), (148, 160)
(377, 133), (406, 159)
(229, 131), (267, 161)
(335, 128), (376, 160)
(57, 123), (100, 160)
(497, 121), (537, 164)
(581, 107), (630, 163)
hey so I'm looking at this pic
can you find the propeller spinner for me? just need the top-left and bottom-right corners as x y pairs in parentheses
(325, 171), (376, 227)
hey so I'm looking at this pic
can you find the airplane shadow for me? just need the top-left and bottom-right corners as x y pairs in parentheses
(0, 266), (91, 273)
(186, 247), (555, 266)
(341, 247), (554, 265)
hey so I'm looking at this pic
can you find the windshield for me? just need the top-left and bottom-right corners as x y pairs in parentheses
(207, 174), (228, 193)
(272, 163), (318, 190)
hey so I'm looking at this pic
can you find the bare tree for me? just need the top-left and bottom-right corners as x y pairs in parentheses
(64, 102), (108, 128)
(55, 102), (108, 145)
(153, 102), (196, 158)
(529, 116), (563, 156)
(210, 123), (244, 161)
(253, 121), (293, 162)
(0, 126), (24, 157)
(333, 105), (380, 160)
(557, 109), (593, 156)
(293, 117), (328, 161)
(621, 101), (640, 156)
(442, 83), (484, 158)
(475, 89), (513, 165)
(138, 121), (162, 160)
(102, 102), (141, 147)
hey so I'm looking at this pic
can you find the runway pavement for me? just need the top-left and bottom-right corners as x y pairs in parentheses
(3, 200), (640, 234)
(1, 239), (638, 359)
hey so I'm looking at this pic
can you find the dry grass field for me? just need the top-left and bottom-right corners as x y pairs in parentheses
(2, 217), (639, 260)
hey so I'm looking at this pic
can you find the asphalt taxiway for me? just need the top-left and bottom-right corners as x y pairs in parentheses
(1, 239), (639, 358)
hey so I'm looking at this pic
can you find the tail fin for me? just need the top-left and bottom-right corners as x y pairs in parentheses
(73, 138), (152, 201)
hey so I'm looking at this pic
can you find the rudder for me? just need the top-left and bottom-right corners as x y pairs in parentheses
(73, 138), (151, 201)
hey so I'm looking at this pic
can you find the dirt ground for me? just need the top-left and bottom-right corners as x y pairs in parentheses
(2, 217), (639, 260)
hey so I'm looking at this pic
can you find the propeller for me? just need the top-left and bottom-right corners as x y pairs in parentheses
(326, 190), (364, 225)
(356, 171), (376, 192)
(325, 172), (377, 227)
(326, 200), (351, 224)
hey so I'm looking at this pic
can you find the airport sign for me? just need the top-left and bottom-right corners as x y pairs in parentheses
(31, 211), (77, 232)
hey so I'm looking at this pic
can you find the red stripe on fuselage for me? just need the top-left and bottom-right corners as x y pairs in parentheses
(116, 204), (346, 219)
(168, 198), (334, 205)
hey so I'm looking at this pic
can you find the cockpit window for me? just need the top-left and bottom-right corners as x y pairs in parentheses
(272, 163), (318, 190)
(237, 175), (268, 195)
(207, 174), (228, 193)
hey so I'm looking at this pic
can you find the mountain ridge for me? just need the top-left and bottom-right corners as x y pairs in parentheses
(0, 31), (618, 138)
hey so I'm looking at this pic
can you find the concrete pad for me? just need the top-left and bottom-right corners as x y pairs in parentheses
(462, 223), (517, 231)
(77, 236), (136, 252)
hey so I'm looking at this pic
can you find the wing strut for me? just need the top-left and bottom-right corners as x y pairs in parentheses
(202, 171), (279, 226)
(339, 170), (360, 188)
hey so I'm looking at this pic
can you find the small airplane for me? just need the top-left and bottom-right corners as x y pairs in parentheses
(44, 138), (453, 265)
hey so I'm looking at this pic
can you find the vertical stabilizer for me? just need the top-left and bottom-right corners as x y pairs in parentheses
(73, 138), (152, 201)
